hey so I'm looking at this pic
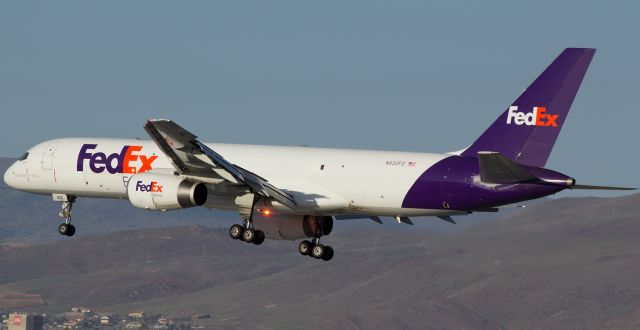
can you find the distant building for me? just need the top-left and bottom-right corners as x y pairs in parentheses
(125, 321), (144, 329)
(70, 307), (91, 314)
(63, 312), (84, 323)
(62, 320), (77, 328)
(128, 311), (145, 319)
(7, 313), (43, 330)
(100, 315), (111, 325)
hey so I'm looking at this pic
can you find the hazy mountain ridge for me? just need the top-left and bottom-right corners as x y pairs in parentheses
(1, 194), (639, 329)
(3, 157), (640, 328)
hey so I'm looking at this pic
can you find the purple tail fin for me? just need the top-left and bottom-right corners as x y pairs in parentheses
(461, 48), (596, 167)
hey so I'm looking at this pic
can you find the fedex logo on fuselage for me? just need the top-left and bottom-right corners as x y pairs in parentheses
(506, 106), (558, 127)
(77, 144), (158, 174)
(135, 181), (163, 192)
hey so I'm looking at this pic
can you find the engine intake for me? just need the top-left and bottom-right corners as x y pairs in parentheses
(127, 173), (207, 211)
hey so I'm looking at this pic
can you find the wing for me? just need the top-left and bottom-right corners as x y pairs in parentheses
(144, 119), (297, 209)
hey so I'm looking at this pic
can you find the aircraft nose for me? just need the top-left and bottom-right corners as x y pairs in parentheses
(4, 162), (20, 189)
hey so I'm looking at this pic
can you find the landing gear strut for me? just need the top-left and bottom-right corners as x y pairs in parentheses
(55, 195), (76, 237)
(229, 194), (265, 245)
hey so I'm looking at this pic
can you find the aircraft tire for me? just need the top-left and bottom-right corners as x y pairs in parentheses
(298, 240), (311, 255)
(252, 230), (265, 245)
(66, 224), (76, 237)
(322, 246), (334, 261)
(311, 244), (325, 259)
(242, 228), (256, 243)
(58, 223), (69, 236)
(229, 224), (244, 240)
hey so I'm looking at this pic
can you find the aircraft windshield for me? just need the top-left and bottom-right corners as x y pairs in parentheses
(18, 152), (29, 161)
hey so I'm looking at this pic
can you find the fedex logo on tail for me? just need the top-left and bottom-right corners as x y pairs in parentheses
(506, 106), (558, 127)
(77, 144), (158, 174)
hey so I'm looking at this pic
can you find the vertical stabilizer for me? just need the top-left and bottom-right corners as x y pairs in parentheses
(461, 48), (595, 167)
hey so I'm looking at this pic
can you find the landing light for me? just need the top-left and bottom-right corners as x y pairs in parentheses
(259, 209), (272, 216)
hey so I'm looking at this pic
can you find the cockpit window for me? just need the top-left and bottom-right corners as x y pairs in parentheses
(18, 152), (29, 161)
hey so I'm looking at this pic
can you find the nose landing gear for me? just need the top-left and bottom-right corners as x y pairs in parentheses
(54, 194), (76, 237)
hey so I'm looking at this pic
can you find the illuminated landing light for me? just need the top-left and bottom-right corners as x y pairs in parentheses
(258, 209), (272, 216)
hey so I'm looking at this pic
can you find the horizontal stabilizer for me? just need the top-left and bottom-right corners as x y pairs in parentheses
(571, 184), (636, 191)
(477, 151), (539, 184)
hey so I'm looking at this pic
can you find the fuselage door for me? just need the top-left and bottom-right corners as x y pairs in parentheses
(41, 142), (59, 170)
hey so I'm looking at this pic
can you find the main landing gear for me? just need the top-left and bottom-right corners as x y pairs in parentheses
(298, 216), (334, 261)
(230, 194), (334, 260)
(229, 194), (265, 245)
(229, 222), (265, 245)
(56, 195), (76, 237)
(298, 238), (334, 261)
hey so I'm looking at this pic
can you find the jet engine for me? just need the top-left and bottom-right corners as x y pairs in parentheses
(252, 212), (333, 240)
(127, 173), (207, 211)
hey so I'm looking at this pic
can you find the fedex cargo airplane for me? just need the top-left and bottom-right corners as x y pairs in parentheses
(3, 48), (633, 261)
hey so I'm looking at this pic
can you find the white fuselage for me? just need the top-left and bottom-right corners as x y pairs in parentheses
(4, 138), (454, 217)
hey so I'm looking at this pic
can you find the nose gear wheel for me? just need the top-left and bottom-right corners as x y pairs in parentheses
(56, 195), (77, 237)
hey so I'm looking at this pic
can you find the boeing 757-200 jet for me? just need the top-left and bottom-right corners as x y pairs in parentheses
(4, 48), (634, 261)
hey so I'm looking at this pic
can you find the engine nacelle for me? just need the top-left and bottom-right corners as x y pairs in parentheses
(127, 173), (207, 211)
(253, 213), (333, 240)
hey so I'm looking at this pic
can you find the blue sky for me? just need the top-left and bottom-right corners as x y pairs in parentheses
(1, 1), (638, 195)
